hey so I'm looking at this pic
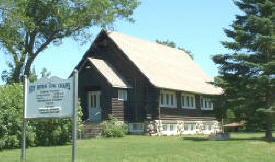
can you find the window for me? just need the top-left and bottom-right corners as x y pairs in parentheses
(170, 124), (174, 131)
(203, 124), (214, 131)
(211, 125), (215, 131)
(88, 91), (101, 108)
(204, 124), (210, 131)
(118, 89), (127, 101)
(133, 124), (137, 130)
(184, 124), (188, 131)
(200, 97), (213, 110)
(129, 123), (144, 133)
(161, 94), (164, 104)
(90, 95), (96, 107)
(181, 93), (196, 109)
(162, 125), (168, 131)
(184, 123), (197, 132)
(171, 95), (174, 105)
(162, 124), (176, 132)
(133, 123), (144, 131)
(160, 90), (176, 108)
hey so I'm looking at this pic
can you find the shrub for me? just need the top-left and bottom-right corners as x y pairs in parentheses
(34, 101), (83, 146)
(0, 84), (36, 149)
(102, 115), (128, 137)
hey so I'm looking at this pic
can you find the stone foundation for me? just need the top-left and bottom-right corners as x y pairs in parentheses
(128, 120), (222, 136)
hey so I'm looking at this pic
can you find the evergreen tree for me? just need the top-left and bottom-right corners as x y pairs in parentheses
(212, 0), (274, 140)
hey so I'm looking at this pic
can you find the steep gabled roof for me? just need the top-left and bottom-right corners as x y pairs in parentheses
(104, 31), (222, 95)
(87, 58), (131, 88)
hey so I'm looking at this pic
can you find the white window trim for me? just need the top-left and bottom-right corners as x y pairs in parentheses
(202, 123), (215, 134)
(200, 97), (213, 110)
(181, 93), (196, 109)
(162, 124), (177, 135)
(183, 123), (197, 134)
(118, 89), (127, 101)
(160, 90), (177, 108)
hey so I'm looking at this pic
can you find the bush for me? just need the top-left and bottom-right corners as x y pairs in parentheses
(102, 115), (128, 137)
(0, 84), (83, 149)
(34, 101), (83, 146)
(0, 84), (36, 149)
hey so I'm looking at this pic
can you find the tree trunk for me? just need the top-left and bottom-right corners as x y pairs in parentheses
(265, 118), (273, 141)
(265, 88), (273, 141)
(24, 58), (35, 77)
(11, 63), (23, 83)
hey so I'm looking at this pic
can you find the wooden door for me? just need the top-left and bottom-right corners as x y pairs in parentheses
(88, 91), (101, 122)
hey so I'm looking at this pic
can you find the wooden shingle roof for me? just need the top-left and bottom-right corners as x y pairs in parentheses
(87, 58), (131, 88)
(105, 31), (223, 95)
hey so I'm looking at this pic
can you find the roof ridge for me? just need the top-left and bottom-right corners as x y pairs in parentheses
(105, 30), (192, 58)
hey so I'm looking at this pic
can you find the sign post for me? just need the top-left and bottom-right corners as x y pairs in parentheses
(72, 70), (78, 162)
(22, 75), (27, 161)
(22, 71), (78, 161)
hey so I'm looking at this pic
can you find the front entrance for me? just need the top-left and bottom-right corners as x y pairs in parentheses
(88, 91), (101, 122)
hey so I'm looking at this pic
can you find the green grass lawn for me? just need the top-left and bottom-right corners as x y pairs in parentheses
(1, 132), (275, 162)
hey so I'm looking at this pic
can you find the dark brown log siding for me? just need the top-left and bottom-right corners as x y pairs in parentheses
(111, 98), (125, 121)
(78, 61), (113, 121)
(146, 85), (160, 120)
(160, 91), (216, 120)
(86, 35), (154, 122)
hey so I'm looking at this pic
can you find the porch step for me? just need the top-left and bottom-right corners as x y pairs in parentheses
(80, 122), (102, 139)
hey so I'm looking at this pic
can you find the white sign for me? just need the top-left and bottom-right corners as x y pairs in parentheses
(25, 76), (74, 119)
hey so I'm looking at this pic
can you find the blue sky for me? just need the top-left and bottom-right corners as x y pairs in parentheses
(0, 0), (241, 85)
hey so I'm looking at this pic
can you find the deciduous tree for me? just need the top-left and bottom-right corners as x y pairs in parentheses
(156, 39), (193, 59)
(0, 0), (140, 83)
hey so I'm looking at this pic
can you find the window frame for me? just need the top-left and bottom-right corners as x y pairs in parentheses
(181, 93), (196, 109)
(88, 91), (101, 108)
(160, 90), (177, 108)
(132, 123), (144, 131)
(129, 123), (144, 133)
(200, 97), (213, 110)
(162, 124), (177, 132)
(184, 123), (197, 132)
(203, 123), (215, 133)
(162, 125), (168, 131)
(118, 89), (127, 101)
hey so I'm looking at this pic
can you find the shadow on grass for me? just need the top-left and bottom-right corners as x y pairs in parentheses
(230, 137), (265, 141)
(229, 132), (275, 142)
(182, 135), (275, 142)
(230, 137), (275, 143)
(181, 136), (209, 141)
